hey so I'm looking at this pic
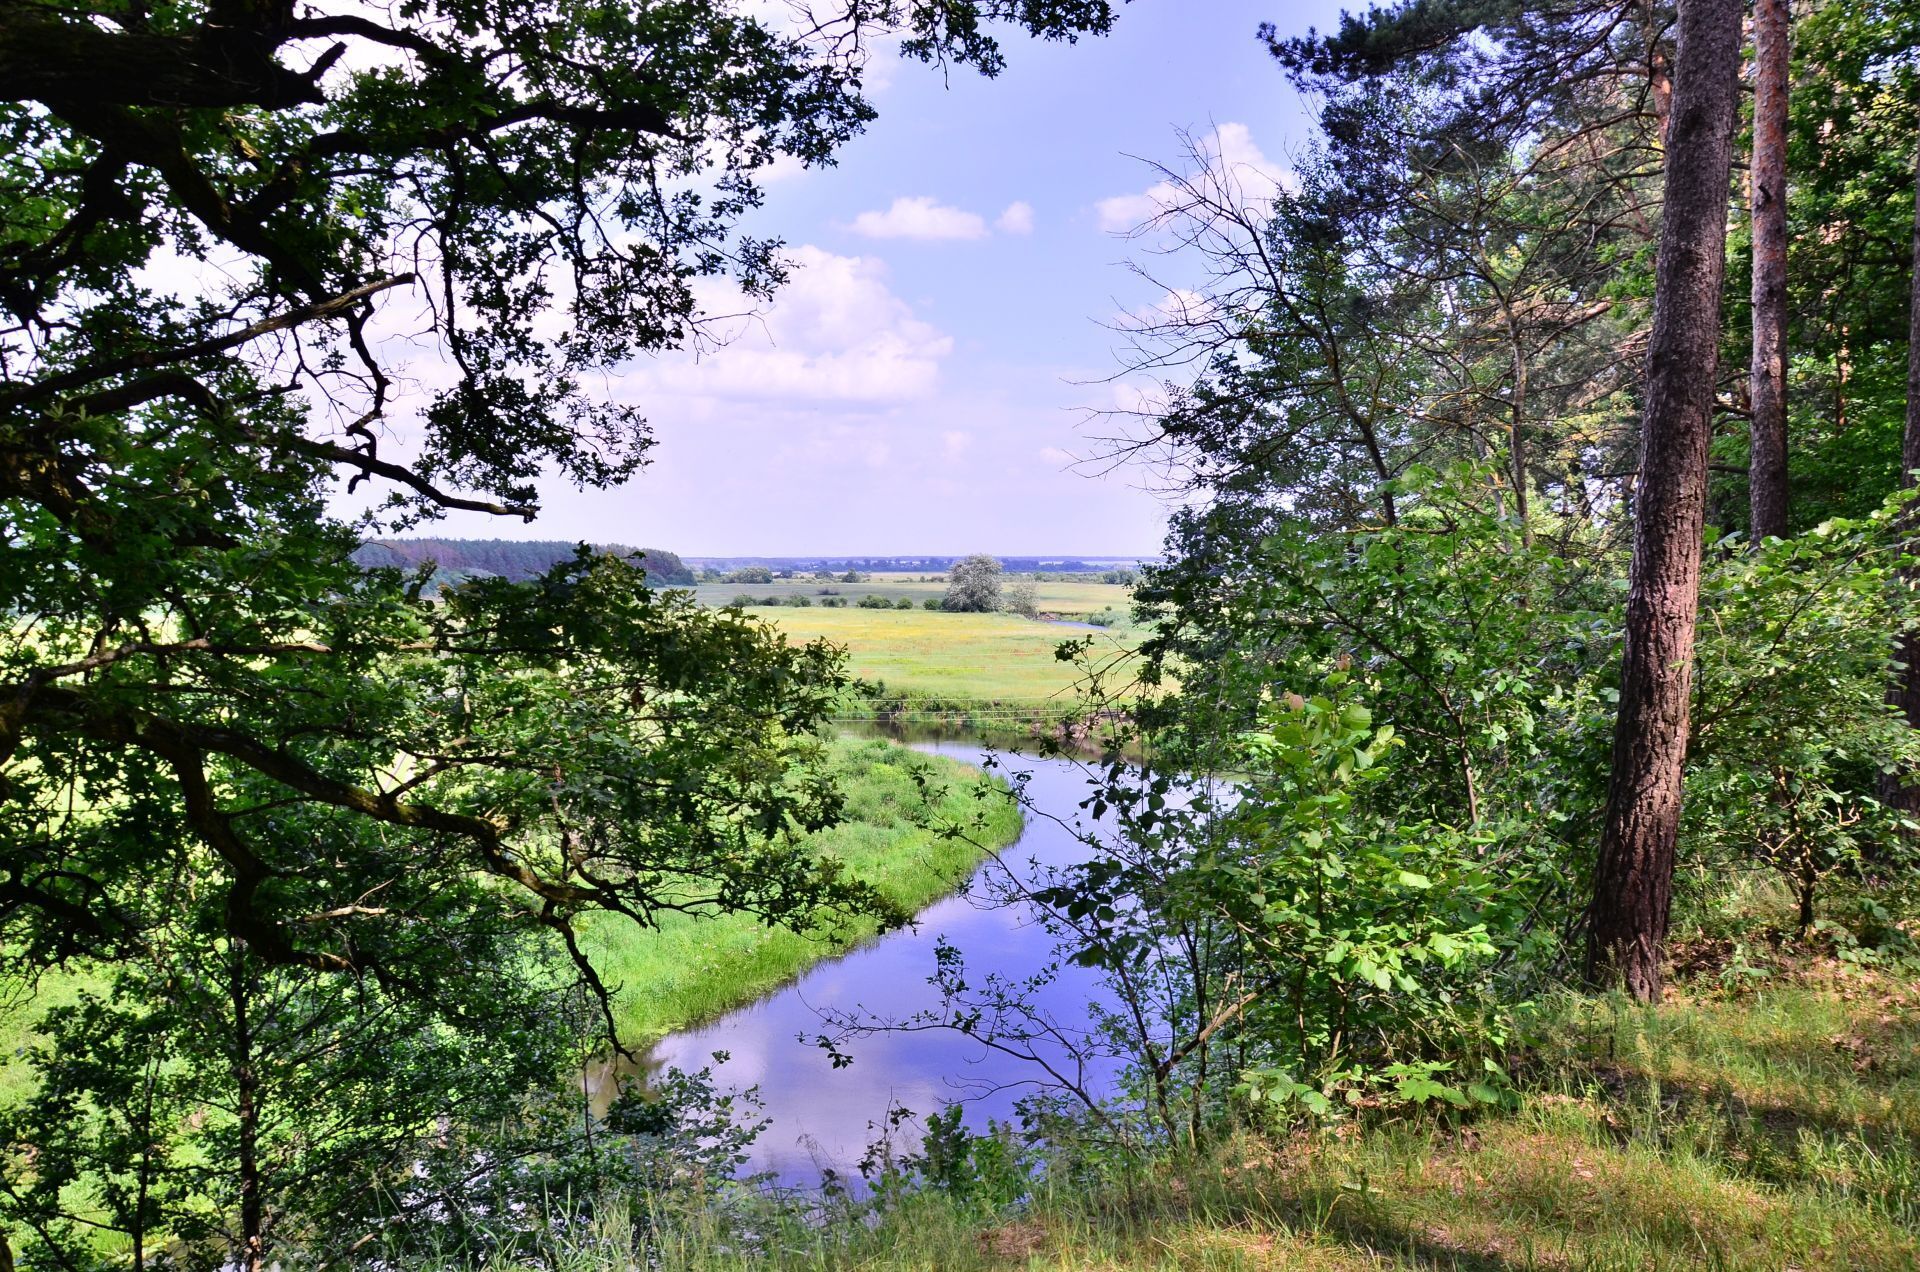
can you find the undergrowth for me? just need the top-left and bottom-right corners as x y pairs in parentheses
(421, 946), (1920, 1270)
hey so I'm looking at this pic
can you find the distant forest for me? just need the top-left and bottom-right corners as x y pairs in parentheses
(353, 539), (695, 585)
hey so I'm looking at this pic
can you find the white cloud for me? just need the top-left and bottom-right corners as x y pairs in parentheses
(995, 201), (1036, 235)
(624, 246), (952, 408)
(941, 429), (973, 459)
(849, 196), (990, 241)
(1038, 445), (1077, 467)
(1094, 190), (1164, 234)
(1096, 122), (1290, 233)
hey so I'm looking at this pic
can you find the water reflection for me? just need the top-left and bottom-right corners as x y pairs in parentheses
(644, 738), (1122, 1189)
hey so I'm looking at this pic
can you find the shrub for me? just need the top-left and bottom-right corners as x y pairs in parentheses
(1003, 579), (1038, 618)
(894, 598), (914, 610)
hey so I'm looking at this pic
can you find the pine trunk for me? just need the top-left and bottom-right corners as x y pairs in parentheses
(1748, 0), (1790, 541)
(1585, 0), (1744, 1002)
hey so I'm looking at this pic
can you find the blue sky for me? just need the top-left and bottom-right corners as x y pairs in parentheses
(421, 0), (1351, 556)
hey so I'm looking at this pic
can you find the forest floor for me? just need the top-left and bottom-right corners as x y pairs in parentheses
(482, 939), (1920, 1270)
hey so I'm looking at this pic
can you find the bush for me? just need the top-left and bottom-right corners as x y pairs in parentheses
(787, 595), (813, 607)
(821, 596), (848, 608)
(923, 598), (941, 610)
(1003, 578), (1038, 618)
(894, 598), (914, 610)
(857, 594), (894, 609)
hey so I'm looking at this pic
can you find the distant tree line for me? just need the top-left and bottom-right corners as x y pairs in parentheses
(353, 539), (695, 586)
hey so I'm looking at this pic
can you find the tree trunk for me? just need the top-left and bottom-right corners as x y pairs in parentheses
(1585, 0), (1744, 1002)
(230, 946), (266, 1272)
(1748, 0), (1790, 541)
(1881, 139), (1920, 820)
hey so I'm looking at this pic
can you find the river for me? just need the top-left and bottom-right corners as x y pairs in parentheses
(644, 736), (1123, 1189)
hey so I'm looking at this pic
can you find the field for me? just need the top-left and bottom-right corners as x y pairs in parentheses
(754, 607), (1137, 708)
(687, 573), (1134, 625)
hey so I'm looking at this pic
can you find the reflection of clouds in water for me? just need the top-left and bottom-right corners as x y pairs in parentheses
(647, 741), (1123, 1188)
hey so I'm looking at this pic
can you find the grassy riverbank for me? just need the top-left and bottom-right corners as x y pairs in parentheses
(431, 948), (1920, 1269)
(0, 738), (1019, 1104)
(576, 735), (1022, 1043)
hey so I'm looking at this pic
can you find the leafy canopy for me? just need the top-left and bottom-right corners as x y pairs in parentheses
(0, 0), (1124, 1261)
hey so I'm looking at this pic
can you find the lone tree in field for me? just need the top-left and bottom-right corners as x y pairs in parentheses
(1585, 0), (1746, 1002)
(944, 554), (1006, 611)
(0, 0), (1125, 1263)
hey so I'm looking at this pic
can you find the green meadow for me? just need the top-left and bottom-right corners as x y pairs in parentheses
(757, 607), (1136, 708)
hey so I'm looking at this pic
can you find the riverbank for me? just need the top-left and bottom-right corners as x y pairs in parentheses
(426, 947), (1920, 1269)
(576, 735), (1022, 1044)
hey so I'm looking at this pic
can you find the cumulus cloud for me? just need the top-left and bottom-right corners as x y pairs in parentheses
(1096, 122), (1289, 233)
(849, 196), (990, 241)
(624, 246), (952, 407)
(995, 201), (1036, 235)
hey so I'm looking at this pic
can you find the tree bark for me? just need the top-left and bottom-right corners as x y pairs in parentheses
(1881, 139), (1920, 820)
(1585, 0), (1744, 1002)
(230, 945), (266, 1272)
(1748, 0), (1791, 541)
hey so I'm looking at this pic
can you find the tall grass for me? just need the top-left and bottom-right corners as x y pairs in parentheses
(575, 736), (1022, 1043)
(418, 954), (1920, 1271)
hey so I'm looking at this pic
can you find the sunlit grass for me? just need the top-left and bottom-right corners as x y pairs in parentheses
(423, 956), (1920, 1270)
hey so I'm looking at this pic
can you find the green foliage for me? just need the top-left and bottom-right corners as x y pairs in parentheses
(1142, 464), (1617, 831)
(1017, 669), (1546, 1139)
(1683, 506), (1920, 929)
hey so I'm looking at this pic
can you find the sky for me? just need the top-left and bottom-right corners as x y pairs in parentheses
(395, 0), (1352, 557)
